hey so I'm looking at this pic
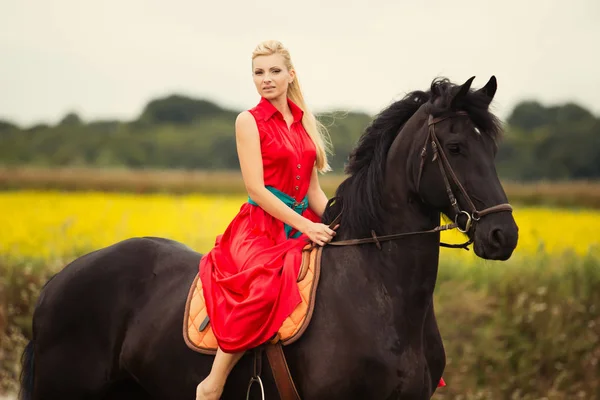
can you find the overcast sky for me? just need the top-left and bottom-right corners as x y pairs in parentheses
(1, 0), (598, 127)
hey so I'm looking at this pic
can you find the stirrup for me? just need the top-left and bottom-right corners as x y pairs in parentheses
(246, 376), (265, 400)
(246, 348), (265, 400)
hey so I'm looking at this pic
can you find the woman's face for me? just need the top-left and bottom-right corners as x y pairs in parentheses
(252, 54), (295, 100)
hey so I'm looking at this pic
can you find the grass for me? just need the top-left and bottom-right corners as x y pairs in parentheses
(1, 250), (599, 398)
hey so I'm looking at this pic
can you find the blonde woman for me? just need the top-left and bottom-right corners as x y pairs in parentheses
(196, 40), (337, 400)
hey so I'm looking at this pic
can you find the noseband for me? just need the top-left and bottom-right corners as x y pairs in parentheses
(325, 111), (513, 250)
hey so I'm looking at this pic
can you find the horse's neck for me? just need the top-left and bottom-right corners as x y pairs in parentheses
(377, 130), (441, 309)
(382, 121), (440, 237)
(380, 193), (441, 275)
(364, 199), (441, 342)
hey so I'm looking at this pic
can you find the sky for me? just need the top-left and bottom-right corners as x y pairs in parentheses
(1, 0), (599, 127)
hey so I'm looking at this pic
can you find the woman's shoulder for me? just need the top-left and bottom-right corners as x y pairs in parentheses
(235, 111), (260, 139)
(238, 100), (267, 127)
(236, 99), (272, 140)
(236, 110), (256, 124)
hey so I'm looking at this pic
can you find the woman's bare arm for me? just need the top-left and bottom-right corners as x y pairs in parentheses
(307, 166), (329, 219)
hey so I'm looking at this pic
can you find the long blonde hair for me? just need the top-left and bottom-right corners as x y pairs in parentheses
(252, 40), (332, 173)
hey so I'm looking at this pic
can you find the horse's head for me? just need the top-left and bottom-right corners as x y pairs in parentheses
(403, 76), (518, 260)
(329, 76), (518, 261)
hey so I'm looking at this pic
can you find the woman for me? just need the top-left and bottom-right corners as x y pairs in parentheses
(196, 40), (338, 400)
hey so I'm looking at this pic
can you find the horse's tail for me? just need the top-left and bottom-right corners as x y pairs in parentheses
(18, 340), (34, 400)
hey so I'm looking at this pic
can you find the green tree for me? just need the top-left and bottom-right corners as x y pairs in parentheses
(59, 112), (83, 126)
(1, 94), (599, 182)
(139, 95), (235, 125)
(0, 120), (19, 132)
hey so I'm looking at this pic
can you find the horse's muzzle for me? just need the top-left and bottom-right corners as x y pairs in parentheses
(473, 213), (519, 260)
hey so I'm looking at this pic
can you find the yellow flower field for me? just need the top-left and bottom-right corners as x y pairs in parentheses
(1, 190), (598, 264)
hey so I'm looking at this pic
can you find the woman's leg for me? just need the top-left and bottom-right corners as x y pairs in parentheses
(196, 347), (245, 400)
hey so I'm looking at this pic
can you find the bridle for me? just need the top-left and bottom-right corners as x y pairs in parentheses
(417, 112), (514, 234)
(323, 111), (513, 250)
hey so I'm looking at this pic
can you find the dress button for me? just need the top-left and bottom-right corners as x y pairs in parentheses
(295, 186), (299, 190)
(297, 164), (301, 169)
(296, 175), (300, 180)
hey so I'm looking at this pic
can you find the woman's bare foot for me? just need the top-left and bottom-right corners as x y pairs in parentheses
(196, 378), (223, 400)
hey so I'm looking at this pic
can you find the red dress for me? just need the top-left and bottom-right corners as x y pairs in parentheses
(198, 96), (321, 353)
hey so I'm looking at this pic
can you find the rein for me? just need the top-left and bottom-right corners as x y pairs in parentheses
(323, 111), (513, 251)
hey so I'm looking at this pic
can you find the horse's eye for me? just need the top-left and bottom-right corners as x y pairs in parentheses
(447, 143), (460, 155)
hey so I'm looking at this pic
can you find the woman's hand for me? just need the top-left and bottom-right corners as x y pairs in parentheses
(302, 221), (339, 246)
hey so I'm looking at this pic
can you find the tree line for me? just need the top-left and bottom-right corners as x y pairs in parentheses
(0, 95), (598, 181)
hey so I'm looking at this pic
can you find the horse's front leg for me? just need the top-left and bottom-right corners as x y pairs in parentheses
(422, 300), (446, 397)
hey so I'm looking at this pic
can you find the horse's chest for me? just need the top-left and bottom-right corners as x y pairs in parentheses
(305, 355), (399, 399)
(337, 332), (431, 398)
(311, 336), (405, 398)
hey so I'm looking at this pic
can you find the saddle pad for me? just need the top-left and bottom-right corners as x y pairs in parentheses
(183, 244), (323, 355)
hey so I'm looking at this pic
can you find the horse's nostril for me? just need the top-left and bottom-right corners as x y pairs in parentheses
(490, 228), (505, 248)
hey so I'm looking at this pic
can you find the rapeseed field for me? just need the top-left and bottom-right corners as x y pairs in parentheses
(1, 190), (597, 264)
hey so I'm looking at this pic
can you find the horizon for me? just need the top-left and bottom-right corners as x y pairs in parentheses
(2, 89), (598, 130)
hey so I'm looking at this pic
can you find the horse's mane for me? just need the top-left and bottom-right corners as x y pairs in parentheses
(322, 77), (503, 237)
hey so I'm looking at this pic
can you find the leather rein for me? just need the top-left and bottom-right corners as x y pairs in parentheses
(323, 111), (513, 251)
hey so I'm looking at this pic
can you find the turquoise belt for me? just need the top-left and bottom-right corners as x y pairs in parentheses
(248, 186), (308, 239)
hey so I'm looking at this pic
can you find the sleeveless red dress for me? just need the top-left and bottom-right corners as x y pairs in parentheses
(198, 96), (321, 353)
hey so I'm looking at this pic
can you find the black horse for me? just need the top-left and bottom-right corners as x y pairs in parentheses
(19, 76), (518, 400)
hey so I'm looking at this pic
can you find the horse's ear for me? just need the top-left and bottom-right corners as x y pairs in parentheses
(450, 76), (475, 109)
(476, 75), (497, 107)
